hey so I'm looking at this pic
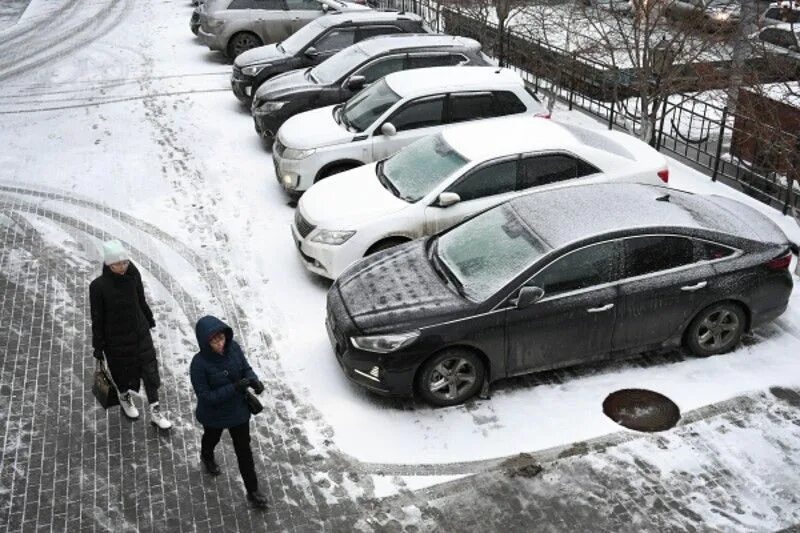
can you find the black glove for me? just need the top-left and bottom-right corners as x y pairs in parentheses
(234, 378), (250, 394)
(93, 349), (104, 361)
(250, 379), (265, 395)
(148, 319), (156, 329)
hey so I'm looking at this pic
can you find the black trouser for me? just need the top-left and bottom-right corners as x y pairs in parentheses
(106, 358), (161, 404)
(201, 422), (258, 493)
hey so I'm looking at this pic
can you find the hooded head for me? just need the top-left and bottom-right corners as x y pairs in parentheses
(103, 239), (130, 265)
(195, 315), (234, 356)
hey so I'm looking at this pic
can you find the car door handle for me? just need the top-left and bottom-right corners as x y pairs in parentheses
(681, 281), (707, 292)
(587, 303), (614, 313)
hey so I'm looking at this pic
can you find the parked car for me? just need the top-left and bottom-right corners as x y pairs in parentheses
(753, 22), (800, 58)
(273, 66), (548, 195)
(760, 1), (800, 26)
(291, 117), (668, 279)
(665, 0), (741, 30)
(325, 182), (795, 406)
(251, 34), (491, 138)
(231, 11), (430, 103)
(194, 0), (370, 59)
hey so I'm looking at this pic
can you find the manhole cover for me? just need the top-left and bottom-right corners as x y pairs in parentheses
(603, 389), (681, 432)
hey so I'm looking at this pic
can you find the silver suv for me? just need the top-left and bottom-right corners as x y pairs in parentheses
(194, 0), (370, 59)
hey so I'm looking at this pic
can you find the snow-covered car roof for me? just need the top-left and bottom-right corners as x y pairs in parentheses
(439, 116), (662, 171)
(316, 10), (423, 27)
(357, 34), (480, 56)
(507, 183), (787, 249)
(383, 67), (525, 98)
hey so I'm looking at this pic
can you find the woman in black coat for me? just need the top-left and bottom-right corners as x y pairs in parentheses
(190, 315), (268, 508)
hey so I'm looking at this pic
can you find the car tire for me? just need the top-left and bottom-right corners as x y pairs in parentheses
(416, 349), (485, 407)
(315, 162), (362, 182)
(365, 238), (408, 256)
(227, 32), (263, 59)
(685, 302), (746, 357)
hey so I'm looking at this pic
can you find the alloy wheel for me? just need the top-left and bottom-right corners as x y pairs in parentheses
(427, 356), (477, 402)
(696, 309), (740, 351)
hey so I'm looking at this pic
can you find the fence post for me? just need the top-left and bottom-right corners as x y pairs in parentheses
(608, 73), (616, 130)
(711, 106), (729, 182)
(784, 180), (793, 215)
(568, 54), (575, 111)
(656, 97), (668, 151)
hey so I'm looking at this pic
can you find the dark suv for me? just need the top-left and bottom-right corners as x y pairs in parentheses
(250, 34), (491, 138)
(232, 11), (430, 104)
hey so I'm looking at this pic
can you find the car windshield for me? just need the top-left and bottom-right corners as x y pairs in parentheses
(342, 79), (401, 132)
(381, 134), (469, 202)
(279, 19), (325, 55)
(310, 45), (370, 85)
(437, 205), (548, 302)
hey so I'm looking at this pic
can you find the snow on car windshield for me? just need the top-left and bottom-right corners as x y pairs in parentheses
(382, 134), (468, 202)
(279, 18), (325, 55)
(311, 44), (370, 84)
(437, 204), (548, 302)
(343, 78), (401, 132)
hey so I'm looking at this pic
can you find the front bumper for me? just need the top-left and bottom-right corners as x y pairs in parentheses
(325, 318), (416, 397)
(252, 106), (291, 139)
(272, 151), (316, 193)
(190, 13), (201, 35)
(197, 28), (224, 52)
(231, 67), (254, 103)
(290, 222), (355, 279)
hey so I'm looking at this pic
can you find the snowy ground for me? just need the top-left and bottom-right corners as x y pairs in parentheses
(2, 0), (800, 530)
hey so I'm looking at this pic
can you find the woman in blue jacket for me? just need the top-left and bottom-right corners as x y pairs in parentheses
(190, 315), (268, 508)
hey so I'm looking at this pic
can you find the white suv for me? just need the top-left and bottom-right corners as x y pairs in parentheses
(291, 116), (670, 279)
(272, 66), (547, 195)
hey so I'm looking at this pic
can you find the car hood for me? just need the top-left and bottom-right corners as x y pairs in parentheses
(254, 68), (316, 102)
(299, 164), (408, 227)
(279, 105), (351, 149)
(336, 240), (474, 334)
(235, 43), (289, 68)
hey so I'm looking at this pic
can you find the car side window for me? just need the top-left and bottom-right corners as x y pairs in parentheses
(314, 28), (356, 52)
(694, 239), (735, 261)
(357, 25), (404, 41)
(357, 55), (406, 84)
(285, 0), (322, 10)
(493, 91), (528, 115)
(448, 160), (518, 201)
(518, 154), (598, 190)
(228, 0), (257, 8)
(251, 0), (285, 8)
(386, 96), (445, 131)
(449, 92), (495, 123)
(407, 53), (466, 68)
(527, 241), (620, 297)
(762, 28), (798, 48)
(623, 236), (695, 278)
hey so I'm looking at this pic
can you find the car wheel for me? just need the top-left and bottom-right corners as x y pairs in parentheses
(416, 349), (485, 407)
(315, 162), (361, 182)
(685, 302), (746, 357)
(365, 238), (408, 256)
(227, 32), (263, 59)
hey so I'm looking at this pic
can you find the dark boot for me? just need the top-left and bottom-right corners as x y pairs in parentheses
(201, 455), (221, 476)
(247, 490), (269, 509)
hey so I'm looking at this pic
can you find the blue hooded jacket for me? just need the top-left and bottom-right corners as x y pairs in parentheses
(189, 316), (258, 429)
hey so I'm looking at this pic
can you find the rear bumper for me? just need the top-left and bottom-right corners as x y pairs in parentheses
(198, 28), (224, 52)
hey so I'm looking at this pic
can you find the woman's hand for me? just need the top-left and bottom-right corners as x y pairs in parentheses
(234, 378), (250, 393)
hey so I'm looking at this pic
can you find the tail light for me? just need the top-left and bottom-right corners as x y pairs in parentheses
(535, 112), (551, 119)
(657, 168), (669, 183)
(766, 252), (792, 271)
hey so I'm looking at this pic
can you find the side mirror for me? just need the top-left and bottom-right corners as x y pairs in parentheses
(346, 75), (366, 91)
(511, 286), (544, 309)
(380, 122), (397, 137)
(305, 46), (319, 58)
(436, 192), (461, 207)
(322, 3), (329, 11)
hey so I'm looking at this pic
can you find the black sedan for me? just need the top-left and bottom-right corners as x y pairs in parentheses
(325, 183), (796, 406)
(231, 12), (429, 104)
(250, 34), (488, 138)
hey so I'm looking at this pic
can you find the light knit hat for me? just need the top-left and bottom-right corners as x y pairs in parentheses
(102, 239), (130, 265)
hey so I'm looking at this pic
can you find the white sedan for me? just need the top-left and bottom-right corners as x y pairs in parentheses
(272, 66), (548, 194)
(291, 116), (670, 279)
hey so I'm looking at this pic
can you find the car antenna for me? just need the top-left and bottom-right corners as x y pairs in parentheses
(656, 194), (670, 202)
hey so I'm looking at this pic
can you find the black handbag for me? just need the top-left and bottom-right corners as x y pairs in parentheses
(92, 360), (119, 409)
(245, 389), (264, 415)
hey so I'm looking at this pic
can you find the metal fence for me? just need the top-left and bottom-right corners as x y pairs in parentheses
(380, 0), (800, 219)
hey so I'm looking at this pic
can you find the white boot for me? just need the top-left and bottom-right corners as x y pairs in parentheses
(120, 391), (140, 420)
(149, 403), (172, 430)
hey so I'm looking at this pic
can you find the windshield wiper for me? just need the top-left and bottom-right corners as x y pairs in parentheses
(277, 43), (285, 53)
(429, 240), (465, 297)
(306, 68), (318, 83)
(376, 160), (401, 197)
